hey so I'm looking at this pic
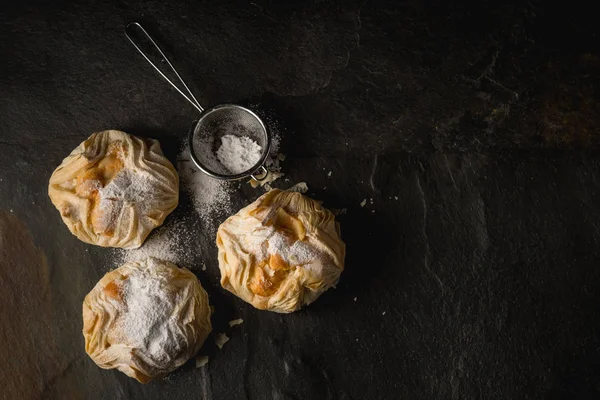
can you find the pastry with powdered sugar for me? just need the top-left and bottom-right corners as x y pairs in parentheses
(82, 257), (212, 383)
(217, 189), (346, 313)
(48, 130), (179, 249)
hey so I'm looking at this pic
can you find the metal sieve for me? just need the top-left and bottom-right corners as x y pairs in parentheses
(125, 22), (270, 181)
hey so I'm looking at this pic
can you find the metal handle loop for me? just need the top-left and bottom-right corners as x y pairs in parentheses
(250, 165), (270, 182)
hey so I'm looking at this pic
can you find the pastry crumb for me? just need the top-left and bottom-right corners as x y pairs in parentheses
(353, 297), (357, 302)
(288, 182), (308, 194)
(195, 355), (209, 368)
(360, 199), (367, 207)
(202, 263), (207, 271)
(215, 333), (229, 350)
(394, 196), (398, 200)
(327, 171), (332, 177)
(382, 311), (386, 316)
(228, 318), (244, 327)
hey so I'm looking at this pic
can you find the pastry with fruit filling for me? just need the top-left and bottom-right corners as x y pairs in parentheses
(48, 130), (178, 248)
(216, 189), (345, 313)
(82, 258), (212, 383)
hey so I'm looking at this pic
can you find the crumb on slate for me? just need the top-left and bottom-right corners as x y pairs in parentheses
(229, 318), (244, 327)
(195, 355), (209, 368)
(288, 182), (308, 193)
(215, 333), (229, 350)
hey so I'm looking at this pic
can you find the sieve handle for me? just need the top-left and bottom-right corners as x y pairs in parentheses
(125, 22), (204, 113)
(250, 165), (270, 182)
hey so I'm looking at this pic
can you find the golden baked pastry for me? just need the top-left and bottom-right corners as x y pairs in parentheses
(82, 258), (212, 383)
(48, 130), (178, 249)
(217, 189), (345, 313)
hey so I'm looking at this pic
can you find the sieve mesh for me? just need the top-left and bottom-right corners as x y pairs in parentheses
(190, 105), (270, 178)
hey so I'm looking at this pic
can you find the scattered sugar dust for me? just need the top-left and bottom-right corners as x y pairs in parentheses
(109, 110), (287, 270)
(111, 214), (197, 268)
(180, 113), (284, 230)
(178, 147), (235, 233)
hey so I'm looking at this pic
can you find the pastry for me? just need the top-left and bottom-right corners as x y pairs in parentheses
(82, 258), (212, 383)
(48, 130), (178, 249)
(216, 189), (345, 313)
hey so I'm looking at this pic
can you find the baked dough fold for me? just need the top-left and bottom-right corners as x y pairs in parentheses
(217, 189), (345, 313)
(82, 258), (212, 383)
(48, 130), (178, 249)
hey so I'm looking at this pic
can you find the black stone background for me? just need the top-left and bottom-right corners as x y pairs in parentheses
(1, 0), (600, 399)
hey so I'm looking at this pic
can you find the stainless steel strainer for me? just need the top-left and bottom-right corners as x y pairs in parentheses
(125, 22), (270, 181)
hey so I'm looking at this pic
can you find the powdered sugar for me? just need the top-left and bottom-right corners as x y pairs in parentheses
(179, 147), (234, 232)
(267, 229), (318, 266)
(113, 216), (194, 267)
(99, 169), (153, 202)
(245, 224), (319, 268)
(97, 169), (158, 230)
(216, 134), (262, 174)
(118, 259), (188, 364)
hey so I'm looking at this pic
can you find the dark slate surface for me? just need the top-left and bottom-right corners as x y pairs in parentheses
(1, 1), (600, 399)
